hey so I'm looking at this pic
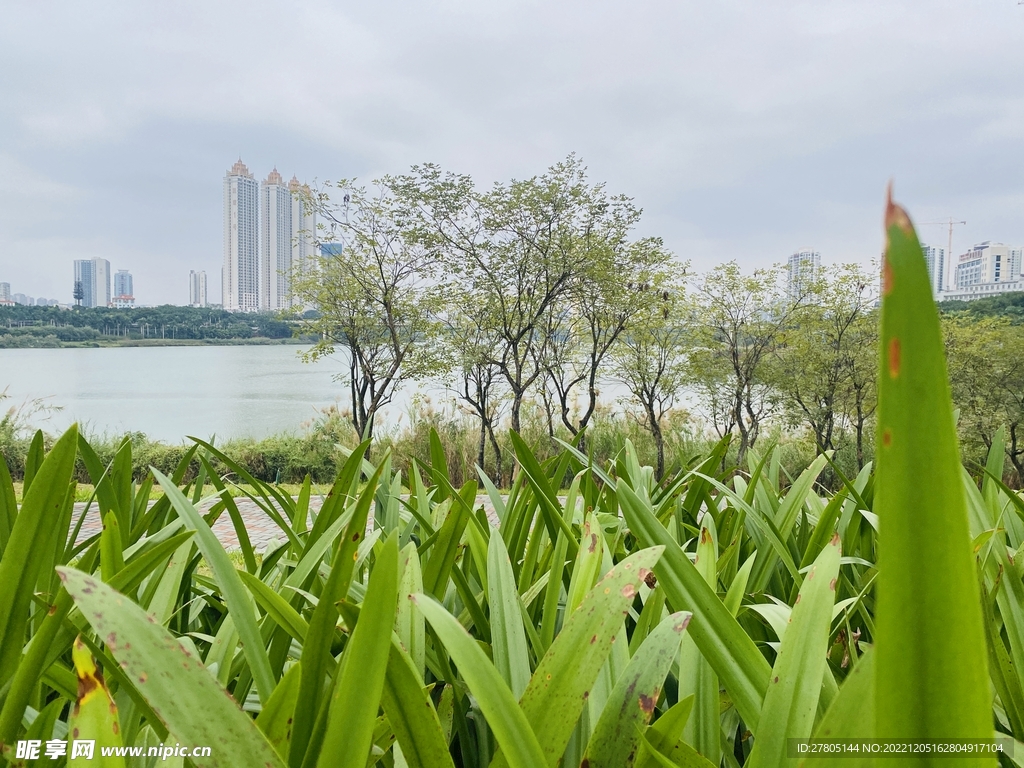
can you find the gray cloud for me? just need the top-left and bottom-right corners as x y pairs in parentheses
(1, 0), (1021, 304)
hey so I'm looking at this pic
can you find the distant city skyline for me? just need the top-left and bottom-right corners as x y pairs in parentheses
(223, 159), (317, 312)
(2, 2), (1021, 305)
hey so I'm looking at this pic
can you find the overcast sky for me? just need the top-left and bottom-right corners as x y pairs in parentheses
(1, 0), (1022, 306)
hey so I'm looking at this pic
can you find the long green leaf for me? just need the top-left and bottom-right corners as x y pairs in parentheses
(317, 533), (400, 768)
(56, 566), (286, 768)
(413, 593), (548, 768)
(745, 533), (841, 767)
(380, 636), (456, 768)
(488, 526), (531, 699)
(583, 612), (691, 768)
(151, 467), (276, 703)
(618, 481), (771, 731)
(493, 546), (665, 768)
(0, 425), (78, 692)
(874, 193), (993, 750)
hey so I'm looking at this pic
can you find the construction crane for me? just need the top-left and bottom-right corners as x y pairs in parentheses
(919, 217), (966, 292)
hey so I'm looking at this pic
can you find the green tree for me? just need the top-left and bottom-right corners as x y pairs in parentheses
(946, 315), (1024, 481)
(293, 179), (442, 444)
(543, 237), (676, 451)
(396, 155), (613, 436)
(609, 276), (691, 479)
(774, 264), (877, 456)
(689, 262), (799, 467)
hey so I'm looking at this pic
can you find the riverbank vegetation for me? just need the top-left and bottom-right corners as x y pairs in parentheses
(0, 305), (306, 347)
(288, 157), (1024, 488)
(0, 201), (1012, 765)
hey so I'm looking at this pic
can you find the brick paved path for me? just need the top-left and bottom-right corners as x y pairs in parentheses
(72, 494), (502, 552)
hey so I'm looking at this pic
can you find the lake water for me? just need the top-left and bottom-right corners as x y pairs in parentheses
(0, 345), (363, 442)
(1, 344), (636, 443)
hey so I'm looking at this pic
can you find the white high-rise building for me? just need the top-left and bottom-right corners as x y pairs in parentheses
(0, 282), (10, 302)
(289, 176), (317, 308)
(223, 159), (259, 312)
(112, 270), (134, 308)
(942, 241), (1023, 301)
(921, 244), (946, 296)
(787, 249), (820, 299)
(261, 168), (292, 310)
(73, 258), (111, 308)
(189, 270), (208, 307)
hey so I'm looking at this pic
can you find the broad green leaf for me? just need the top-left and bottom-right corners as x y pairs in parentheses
(492, 546), (665, 768)
(0, 424), (78, 693)
(56, 566), (286, 768)
(566, 512), (604, 612)
(583, 612), (690, 768)
(0, 454), (17, 560)
(257, 662), (303, 761)
(874, 194), (993, 751)
(397, 541), (426, 678)
(412, 593), (547, 768)
(100, 511), (125, 582)
(640, 695), (694, 763)
(488, 526), (531, 699)
(745, 533), (841, 767)
(421, 482), (473, 598)
(151, 468), (276, 703)
(239, 569), (309, 643)
(637, 731), (716, 768)
(68, 637), (126, 768)
(317, 533), (400, 768)
(291, 458), (387, 768)
(618, 481), (771, 731)
(677, 520), (720, 764)
(799, 650), (875, 768)
(380, 636), (456, 768)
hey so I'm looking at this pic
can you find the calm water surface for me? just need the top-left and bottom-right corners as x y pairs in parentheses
(0, 345), (359, 441)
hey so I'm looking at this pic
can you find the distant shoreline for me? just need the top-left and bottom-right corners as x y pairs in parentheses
(0, 337), (311, 349)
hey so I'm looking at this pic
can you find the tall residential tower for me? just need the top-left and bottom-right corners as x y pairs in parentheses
(73, 258), (111, 308)
(921, 244), (946, 296)
(189, 270), (208, 307)
(261, 168), (292, 310)
(289, 176), (317, 307)
(223, 159), (259, 312)
(787, 249), (820, 299)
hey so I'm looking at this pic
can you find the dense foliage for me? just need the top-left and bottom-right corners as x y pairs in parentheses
(0, 305), (299, 347)
(294, 158), (1024, 488)
(0, 202), (1014, 767)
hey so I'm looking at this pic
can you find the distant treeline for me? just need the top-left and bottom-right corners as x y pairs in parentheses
(0, 305), (311, 347)
(938, 291), (1024, 321)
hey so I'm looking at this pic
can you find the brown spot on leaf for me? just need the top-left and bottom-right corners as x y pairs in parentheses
(884, 183), (914, 237)
(700, 527), (710, 544)
(795, 594), (801, 604)
(590, 634), (598, 644)
(352, 532), (360, 541)
(638, 693), (656, 714)
(621, 584), (636, 599)
(829, 578), (837, 591)
(642, 569), (657, 588)
(882, 430), (892, 447)
(888, 338), (901, 378)
(138, 673), (147, 684)
(773, 676), (779, 684)
(882, 259), (894, 296)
